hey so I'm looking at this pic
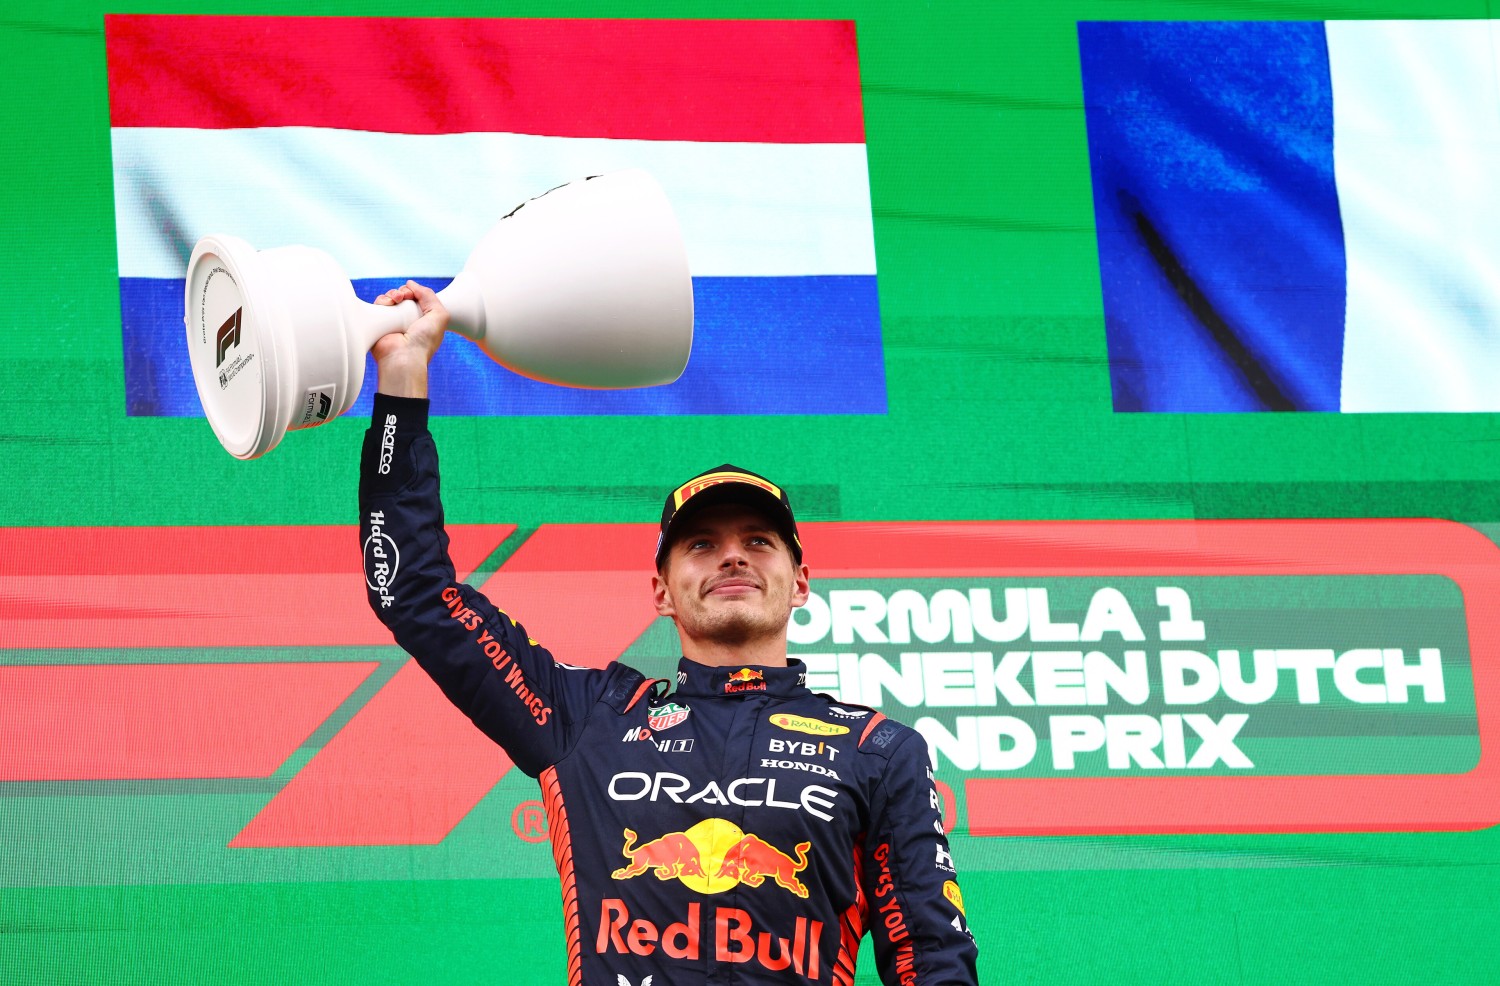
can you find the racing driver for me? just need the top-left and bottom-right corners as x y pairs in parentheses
(361, 281), (980, 985)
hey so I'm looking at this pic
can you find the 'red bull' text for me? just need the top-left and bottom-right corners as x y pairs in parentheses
(597, 899), (824, 980)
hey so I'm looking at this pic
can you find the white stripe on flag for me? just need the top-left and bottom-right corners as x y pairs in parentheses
(111, 127), (876, 280)
(1330, 20), (1500, 412)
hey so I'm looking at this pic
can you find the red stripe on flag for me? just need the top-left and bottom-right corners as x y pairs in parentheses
(231, 660), (512, 847)
(105, 15), (864, 143)
(0, 525), (512, 647)
(0, 662), (375, 781)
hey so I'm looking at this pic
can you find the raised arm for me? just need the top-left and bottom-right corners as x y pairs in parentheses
(358, 283), (645, 775)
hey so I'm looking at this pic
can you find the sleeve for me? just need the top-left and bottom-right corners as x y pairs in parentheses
(358, 392), (646, 777)
(860, 727), (979, 986)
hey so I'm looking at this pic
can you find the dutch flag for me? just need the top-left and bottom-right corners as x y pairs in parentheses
(107, 15), (884, 418)
(1081, 20), (1500, 413)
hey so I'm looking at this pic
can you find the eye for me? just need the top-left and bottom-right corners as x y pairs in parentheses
(688, 538), (713, 550)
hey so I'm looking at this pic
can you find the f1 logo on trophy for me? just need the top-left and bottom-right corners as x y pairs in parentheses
(183, 170), (694, 459)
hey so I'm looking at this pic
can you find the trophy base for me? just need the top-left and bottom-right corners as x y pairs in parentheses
(186, 236), (367, 460)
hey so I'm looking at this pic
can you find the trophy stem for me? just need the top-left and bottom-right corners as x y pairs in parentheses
(353, 297), (421, 350)
(349, 272), (486, 351)
(435, 272), (486, 343)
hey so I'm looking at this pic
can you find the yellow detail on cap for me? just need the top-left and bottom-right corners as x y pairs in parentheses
(768, 713), (849, 736)
(673, 471), (782, 509)
(943, 880), (965, 916)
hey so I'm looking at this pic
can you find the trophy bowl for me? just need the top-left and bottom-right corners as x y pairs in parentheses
(184, 169), (694, 460)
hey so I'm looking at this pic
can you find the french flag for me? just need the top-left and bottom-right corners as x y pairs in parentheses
(1081, 20), (1500, 413)
(106, 15), (884, 417)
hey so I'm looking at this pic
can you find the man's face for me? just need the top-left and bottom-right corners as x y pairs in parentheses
(652, 501), (810, 648)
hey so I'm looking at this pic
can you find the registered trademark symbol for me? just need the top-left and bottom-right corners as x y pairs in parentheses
(512, 800), (548, 842)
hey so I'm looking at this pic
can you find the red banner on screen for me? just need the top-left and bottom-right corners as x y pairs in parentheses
(3, 520), (1497, 840)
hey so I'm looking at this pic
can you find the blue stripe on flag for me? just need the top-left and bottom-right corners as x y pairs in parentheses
(1079, 21), (1347, 412)
(121, 276), (886, 417)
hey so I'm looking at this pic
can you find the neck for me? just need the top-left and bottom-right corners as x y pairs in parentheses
(678, 631), (790, 668)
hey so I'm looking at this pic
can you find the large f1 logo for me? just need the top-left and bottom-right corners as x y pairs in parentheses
(215, 307), (243, 367)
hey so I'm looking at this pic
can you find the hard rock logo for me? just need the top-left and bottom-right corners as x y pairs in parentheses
(612, 819), (810, 897)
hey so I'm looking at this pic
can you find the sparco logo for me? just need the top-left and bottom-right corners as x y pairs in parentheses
(377, 414), (397, 474)
(214, 308), (242, 367)
(364, 509), (398, 608)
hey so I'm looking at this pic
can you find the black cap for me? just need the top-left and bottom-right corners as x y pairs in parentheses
(656, 464), (802, 569)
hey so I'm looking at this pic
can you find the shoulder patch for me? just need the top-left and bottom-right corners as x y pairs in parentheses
(856, 712), (914, 758)
(602, 666), (653, 713)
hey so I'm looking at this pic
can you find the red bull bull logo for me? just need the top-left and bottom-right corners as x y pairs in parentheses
(717, 833), (811, 898)
(724, 668), (767, 694)
(612, 828), (707, 881)
(612, 819), (811, 897)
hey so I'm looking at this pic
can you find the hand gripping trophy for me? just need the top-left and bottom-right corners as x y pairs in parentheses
(183, 170), (694, 459)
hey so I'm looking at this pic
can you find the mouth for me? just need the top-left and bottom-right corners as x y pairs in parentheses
(704, 577), (762, 597)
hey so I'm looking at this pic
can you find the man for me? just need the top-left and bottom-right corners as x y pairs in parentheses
(361, 281), (979, 985)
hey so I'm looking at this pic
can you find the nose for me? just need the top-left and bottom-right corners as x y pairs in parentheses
(717, 541), (749, 568)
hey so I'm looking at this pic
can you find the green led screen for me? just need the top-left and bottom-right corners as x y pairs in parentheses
(4, 3), (1500, 984)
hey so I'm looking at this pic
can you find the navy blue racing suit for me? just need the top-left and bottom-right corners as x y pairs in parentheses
(360, 394), (979, 986)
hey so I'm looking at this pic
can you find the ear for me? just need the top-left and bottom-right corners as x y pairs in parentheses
(790, 563), (811, 609)
(652, 572), (676, 618)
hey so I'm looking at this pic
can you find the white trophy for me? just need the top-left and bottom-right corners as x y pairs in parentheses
(184, 169), (694, 460)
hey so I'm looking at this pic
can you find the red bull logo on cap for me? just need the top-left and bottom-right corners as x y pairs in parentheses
(611, 819), (810, 898)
